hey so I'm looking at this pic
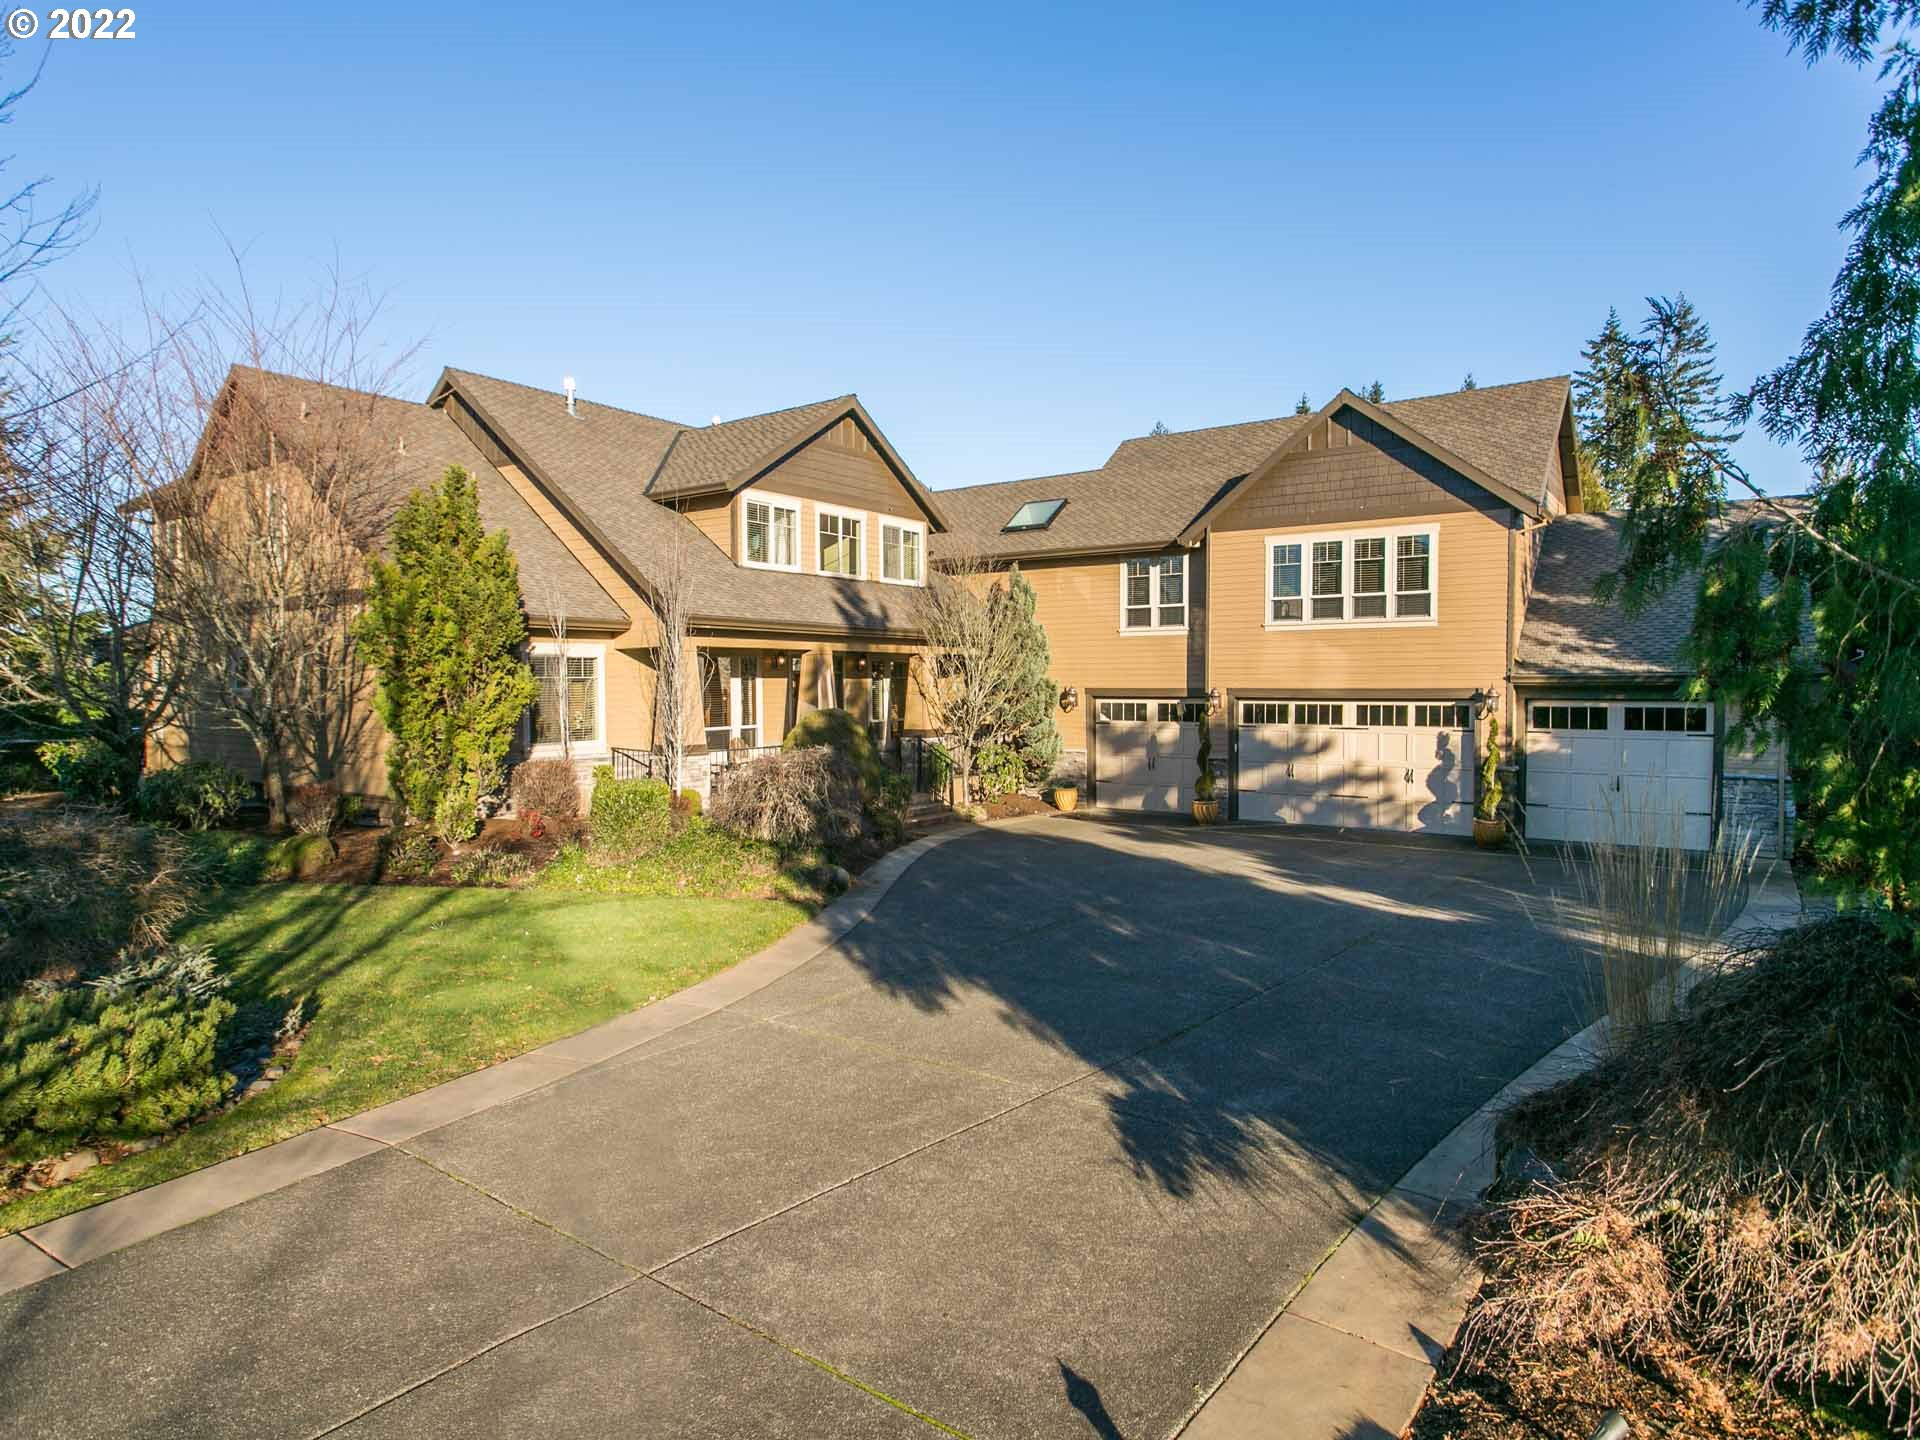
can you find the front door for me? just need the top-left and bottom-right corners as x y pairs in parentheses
(702, 653), (761, 751)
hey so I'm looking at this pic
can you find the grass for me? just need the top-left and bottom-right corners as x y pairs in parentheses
(0, 879), (807, 1235)
(537, 828), (831, 902)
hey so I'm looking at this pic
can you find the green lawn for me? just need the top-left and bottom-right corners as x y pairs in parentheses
(0, 881), (806, 1235)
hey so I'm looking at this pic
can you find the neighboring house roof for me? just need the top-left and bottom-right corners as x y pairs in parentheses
(932, 376), (1573, 561)
(433, 370), (928, 637)
(215, 369), (629, 630)
(1513, 514), (1695, 681)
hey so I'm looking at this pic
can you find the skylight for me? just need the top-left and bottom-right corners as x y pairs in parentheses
(1004, 498), (1066, 532)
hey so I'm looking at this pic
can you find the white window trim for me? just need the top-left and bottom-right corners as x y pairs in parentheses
(704, 661), (766, 749)
(1263, 524), (1440, 631)
(525, 639), (609, 759)
(814, 501), (867, 580)
(738, 487), (802, 573)
(1118, 554), (1189, 635)
(876, 513), (927, 587)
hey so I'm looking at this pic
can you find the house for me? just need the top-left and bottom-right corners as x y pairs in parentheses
(152, 366), (1785, 855)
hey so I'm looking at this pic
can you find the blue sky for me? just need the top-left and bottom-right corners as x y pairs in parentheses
(9, 1), (1887, 493)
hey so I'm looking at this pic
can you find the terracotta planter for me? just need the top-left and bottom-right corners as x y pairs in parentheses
(1051, 786), (1079, 812)
(1192, 799), (1222, 826)
(1473, 816), (1507, 848)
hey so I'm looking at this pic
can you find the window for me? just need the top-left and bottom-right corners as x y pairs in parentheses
(1266, 527), (1439, 627)
(1121, 555), (1186, 631)
(1396, 535), (1432, 617)
(742, 493), (798, 570)
(1533, 704), (1609, 732)
(818, 507), (863, 577)
(1269, 543), (1302, 623)
(1158, 701), (1206, 722)
(702, 653), (760, 749)
(1356, 703), (1409, 727)
(1241, 701), (1287, 725)
(1353, 538), (1388, 619)
(1414, 703), (1470, 729)
(880, 519), (923, 583)
(1005, 498), (1067, 532)
(1624, 704), (1708, 734)
(1311, 540), (1345, 620)
(1097, 700), (1148, 722)
(529, 650), (601, 748)
(1295, 702), (1343, 725)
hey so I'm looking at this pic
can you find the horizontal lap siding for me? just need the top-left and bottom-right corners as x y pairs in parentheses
(756, 425), (931, 581)
(1015, 555), (1189, 752)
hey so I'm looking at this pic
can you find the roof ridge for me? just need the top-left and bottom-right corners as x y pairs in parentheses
(1112, 375), (1569, 446)
(441, 367), (690, 429)
(698, 392), (857, 431)
(230, 364), (426, 409)
(934, 468), (1104, 497)
(1380, 374), (1572, 408)
(1116, 413), (1305, 444)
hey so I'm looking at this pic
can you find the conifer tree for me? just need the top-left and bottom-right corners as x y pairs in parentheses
(1361, 380), (1386, 404)
(988, 566), (1062, 783)
(1461, 372), (1477, 390)
(1294, 392), (1312, 415)
(356, 466), (537, 842)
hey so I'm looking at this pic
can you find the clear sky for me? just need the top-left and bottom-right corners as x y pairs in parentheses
(7, 1), (1887, 494)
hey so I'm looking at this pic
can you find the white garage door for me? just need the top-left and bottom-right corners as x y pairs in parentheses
(1234, 700), (1474, 836)
(1524, 701), (1715, 851)
(1095, 698), (1204, 813)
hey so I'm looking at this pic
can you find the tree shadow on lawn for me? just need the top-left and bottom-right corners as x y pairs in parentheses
(831, 819), (1639, 1217)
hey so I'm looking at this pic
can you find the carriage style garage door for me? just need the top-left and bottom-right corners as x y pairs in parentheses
(1524, 701), (1715, 851)
(1094, 698), (1205, 813)
(1233, 700), (1475, 835)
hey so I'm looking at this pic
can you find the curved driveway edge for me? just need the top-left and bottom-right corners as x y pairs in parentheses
(1175, 868), (1807, 1440)
(0, 822), (996, 1295)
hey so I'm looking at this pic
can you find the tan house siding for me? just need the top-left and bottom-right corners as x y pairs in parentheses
(680, 493), (734, 558)
(724, 426), (933, 584)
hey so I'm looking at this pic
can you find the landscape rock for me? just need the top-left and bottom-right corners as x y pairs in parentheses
(48, 1150), (99, 1185)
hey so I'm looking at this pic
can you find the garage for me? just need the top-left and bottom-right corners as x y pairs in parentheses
(1523, 700), (1715, 850)
(1093, 698), (1205, 812)
(1232, 699), (1474, 835)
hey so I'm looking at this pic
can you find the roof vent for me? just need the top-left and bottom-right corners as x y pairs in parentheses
(710, 414), (722, 426)
(397, 435), (407, 456)
(563, 375), (577, 417)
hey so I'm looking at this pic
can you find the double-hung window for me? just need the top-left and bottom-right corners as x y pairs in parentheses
(880, 518), (923, 583)
(1122, 555), (1186, 632)
(528, 646), (603, 751)
(1267, 526), (1439, 626)
(818, 506), (863, 577)
(742, 492), (799, 570)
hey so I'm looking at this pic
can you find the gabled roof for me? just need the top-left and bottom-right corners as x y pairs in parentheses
(432, 370), (928, 637)
(647, 396), (847, 497)
(933, 376), (1574, 561)
(202, 368), (629, 630)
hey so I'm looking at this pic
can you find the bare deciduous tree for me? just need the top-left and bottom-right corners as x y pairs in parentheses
(646, 507), (699, 792)
(909, 548), (1031, 803)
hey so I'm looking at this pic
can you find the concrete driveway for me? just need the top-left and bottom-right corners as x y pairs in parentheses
(0, 818), (1601, 1440)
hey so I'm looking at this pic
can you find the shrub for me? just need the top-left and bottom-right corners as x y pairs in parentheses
(135, 762), (253, 831)
(378, 828), (439, 881)
(588, 770), (675, 857)
(678, 788), (702, 817)
(783, 709), (886, 794)
(432, 778), (483, 846)
(336, 793), (365, 829)
(0, 751), (51, 795)
(711, 747), (862, 845)
(1475, 715), (1503, 822)
(510, 758), (581, 822)
(264, 832), (335, 880)
(1194, 726), (1217, 803)
(0, 982), (235, 1162)
(448, 846), (533, 887)
(971, 742), (1025, 801)
(287, 782), (339, 837)
(1466, 916), (1920, 1429)
(36, 737), (125, 807)
(0, 811), (194, 997)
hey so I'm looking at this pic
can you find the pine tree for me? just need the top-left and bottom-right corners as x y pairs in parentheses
(1294, 392), (1312, 415)
(1361, 380), (1386, 404)
(355, 466), (538, 842)
(987, 566), (1062, 783)
(1149, 420), (1170, 436)
(1461, 372), (1477, 390)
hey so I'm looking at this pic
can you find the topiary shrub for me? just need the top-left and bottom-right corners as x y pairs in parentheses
(587, 769), (675, 857)
(510, 758), (582, 822)
(1194, 726), (1218, 803)
(971, 742), (1025, 801)
(36, 737), (126, 807)
(1476, 715), (1504, 822)
(783, 708), (886, 795)
(135, 762), (253, 831)
(710, 748), (862, 845)
(286, 782), (339, 837)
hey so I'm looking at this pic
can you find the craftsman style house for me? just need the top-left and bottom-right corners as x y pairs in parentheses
(151, 367), (1783, 855)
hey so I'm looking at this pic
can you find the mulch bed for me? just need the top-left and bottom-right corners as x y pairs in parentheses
(1412, 1346), (1891, 1439)
(983, 793), (1056, 820)
(301, 817), (573, 886)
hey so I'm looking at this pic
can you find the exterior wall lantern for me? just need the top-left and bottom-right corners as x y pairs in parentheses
(1471, 686), (1496, 718)
(1059, 685), (1079, 713)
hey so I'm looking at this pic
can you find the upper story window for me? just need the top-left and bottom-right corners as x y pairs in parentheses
(880, 518), (924, 584)
(1267, 526), (1439, 629)
(742, 491), (799, 571)
(1122, 554), (1185, 633)
(817, 504), (863, 578)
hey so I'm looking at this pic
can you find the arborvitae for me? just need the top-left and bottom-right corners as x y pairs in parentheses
(990, 566), (1062, 783)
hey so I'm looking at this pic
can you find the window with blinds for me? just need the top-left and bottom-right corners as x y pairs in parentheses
(530, 653), (598, 745)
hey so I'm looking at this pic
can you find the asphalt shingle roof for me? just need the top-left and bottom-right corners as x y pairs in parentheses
(647, 396), (854, 498)
(932, 377), (1572, 560)
(225, 368), (628, 628)
(1515, 512), (1695, 679)
(440, 371), (926, 635)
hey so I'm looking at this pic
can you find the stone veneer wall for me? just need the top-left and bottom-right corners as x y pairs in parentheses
(1722, 774), (1791, 859)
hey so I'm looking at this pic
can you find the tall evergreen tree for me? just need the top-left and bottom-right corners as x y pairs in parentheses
(1360, 380), (1387, 404)
(987, 566), (1062, 783)
(1149, 420), (1170, 436)
(356, 466), (537, 842)
(1461, 372), (1478, 390)
(1294, 392), (1313, 415)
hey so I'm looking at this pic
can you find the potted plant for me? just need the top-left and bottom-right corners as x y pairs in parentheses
(1473, 714), (1506, 847)
(1051, 782), (1079, 812)
(1192, 726), (1221, 825)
